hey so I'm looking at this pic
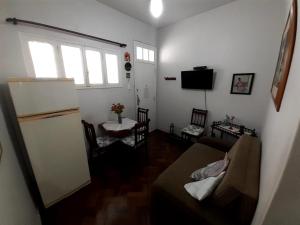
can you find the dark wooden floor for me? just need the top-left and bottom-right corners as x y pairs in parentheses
(45, 131), (190, 225)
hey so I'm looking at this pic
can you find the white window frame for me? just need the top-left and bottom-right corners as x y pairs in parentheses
(103, 49), (122, 88)
(19, 32), (123, 89)
(20, 34), (63, 79)
(59, 42), (86, 88)
(134, 41), (156, 64)
(83, 46), (106, 88)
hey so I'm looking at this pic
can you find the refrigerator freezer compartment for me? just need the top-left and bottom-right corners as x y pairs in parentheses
(8, 78), (79, 117)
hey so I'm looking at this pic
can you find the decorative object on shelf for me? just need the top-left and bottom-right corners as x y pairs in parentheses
(271, 0), (297, 112)
(111, 103), (125, 124)
(231, 73), (255, 95)
(164, 77), (176, 80)
(225, 114), (235, 129)
(211, 121), (257, 139)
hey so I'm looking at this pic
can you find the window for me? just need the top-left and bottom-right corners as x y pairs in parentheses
(143, 48), (149, 61)
(136, 47), (143, 60)
(105, 53), (119, 84)
(28, 41), (58, 78)
(61, 45), (85, 85)
(85, 49), (103, 85)
(22, 34), (121, 88)
(136, 45), (156, 63)
(149, 50), (155, 62)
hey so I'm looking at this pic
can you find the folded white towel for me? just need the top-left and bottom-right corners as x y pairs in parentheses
(184, 172), (225, 201)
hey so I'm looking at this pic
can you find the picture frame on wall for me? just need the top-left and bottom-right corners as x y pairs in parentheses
(230, 73), (255, 95)
(271, 0), (297, 112)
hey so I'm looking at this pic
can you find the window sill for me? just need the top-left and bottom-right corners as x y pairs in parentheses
(76, 85), (123, 90)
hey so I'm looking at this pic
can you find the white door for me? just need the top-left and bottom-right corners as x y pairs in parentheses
(20, 111), (90, 207)
(134, 41), (157, 131)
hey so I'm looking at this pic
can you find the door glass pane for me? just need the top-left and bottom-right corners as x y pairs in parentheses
(149, 50), (155, 62)
(61, 45), (85, 85)
(137, 47), (143, 60)
(105, 53), (119, 84)
(28, 41), (58, 78)
(85, 49), (103, 85)
(143, 48), (149, 61)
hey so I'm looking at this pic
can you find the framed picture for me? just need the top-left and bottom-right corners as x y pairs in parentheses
(230, 73), (255, 95)
(271, 0), (297, 112)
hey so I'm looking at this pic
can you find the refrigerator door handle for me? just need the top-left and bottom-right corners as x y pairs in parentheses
(44, 113), (66, 119)
(18, 109), (80, 123)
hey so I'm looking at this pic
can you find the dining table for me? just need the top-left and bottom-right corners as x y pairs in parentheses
(100, 118), (137, 138)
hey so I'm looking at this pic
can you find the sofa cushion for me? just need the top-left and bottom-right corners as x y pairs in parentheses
(152, 143), (236, 225)
(211, 135), (261, 224)
(182, 125), (204, 136)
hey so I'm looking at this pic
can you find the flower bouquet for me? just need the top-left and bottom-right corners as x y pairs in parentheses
(111, 103), (125, 124)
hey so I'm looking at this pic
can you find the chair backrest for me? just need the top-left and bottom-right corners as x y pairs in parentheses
(190, 108), (208, 128)
(137, 107), (149, 123)
(81, 120), (98, 149)
(134, 119), (150, 146)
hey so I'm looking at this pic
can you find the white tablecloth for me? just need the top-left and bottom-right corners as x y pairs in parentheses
(102, 118), (137, 131)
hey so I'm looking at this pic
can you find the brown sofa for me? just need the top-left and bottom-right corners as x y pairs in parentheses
(150, 135), (261, 225)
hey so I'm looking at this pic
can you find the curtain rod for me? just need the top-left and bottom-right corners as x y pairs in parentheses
(6, 17), (127, 48)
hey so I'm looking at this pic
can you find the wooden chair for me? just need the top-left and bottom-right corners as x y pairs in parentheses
(137, 107), (149, 123)
(121, 119), (150, 156)
(81, 120), (118, 161)
(181, 108), (208, 142)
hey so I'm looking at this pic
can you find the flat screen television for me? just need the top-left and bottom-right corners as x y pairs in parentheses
(181, 69), (214, 90)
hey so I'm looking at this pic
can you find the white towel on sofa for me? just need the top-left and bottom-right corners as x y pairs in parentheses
(184, 172), (225, 201)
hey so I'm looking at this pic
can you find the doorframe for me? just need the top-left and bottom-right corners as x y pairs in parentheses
(133, 41), (157, 128)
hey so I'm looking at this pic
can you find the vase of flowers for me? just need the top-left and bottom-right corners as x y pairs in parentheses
(111, 103), (125, 124)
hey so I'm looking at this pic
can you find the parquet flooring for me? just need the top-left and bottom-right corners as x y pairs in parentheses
(45, 131), (190, 225)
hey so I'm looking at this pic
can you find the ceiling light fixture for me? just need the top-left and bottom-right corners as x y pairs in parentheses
(150, 0), (163, 18)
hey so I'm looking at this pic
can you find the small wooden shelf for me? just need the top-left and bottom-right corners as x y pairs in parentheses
(164, 77), (176, 81)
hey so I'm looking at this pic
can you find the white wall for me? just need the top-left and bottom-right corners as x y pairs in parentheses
(1, 0), (300, 224)
(157, 0), (287, 135)
(0, 0), (157, 128)
(252, 0), (300, 224)
(0, 0), (156, 224)
(157, 1), (300, 224)
(0, 107), (41, 225)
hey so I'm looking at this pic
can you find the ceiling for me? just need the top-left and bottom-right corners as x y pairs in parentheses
(96, 0), (236, 28)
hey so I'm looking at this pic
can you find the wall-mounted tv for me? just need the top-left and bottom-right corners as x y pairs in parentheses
(181, 69), (214, 90)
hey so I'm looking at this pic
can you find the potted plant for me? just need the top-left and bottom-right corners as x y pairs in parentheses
(111, 103), (125, 124)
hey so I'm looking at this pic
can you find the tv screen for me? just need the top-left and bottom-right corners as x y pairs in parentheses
(181, 69), (214, 90)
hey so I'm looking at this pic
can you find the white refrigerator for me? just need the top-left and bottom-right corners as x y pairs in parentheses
(8, 78), (91, 208)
